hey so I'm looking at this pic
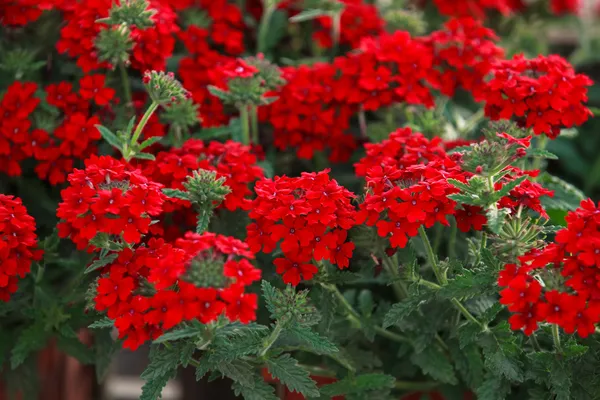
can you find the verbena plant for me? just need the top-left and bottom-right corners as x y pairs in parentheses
(0, 0), (598, 399)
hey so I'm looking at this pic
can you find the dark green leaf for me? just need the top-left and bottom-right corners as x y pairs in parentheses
(320, 373), (395, 396)
(139, 136), (163, 150)
(411, 346), (458, 385)
(216, 360), (255, 388)
(88, 317), (113, 329)
(283, 325), (338, 355)
(383, 296), (424, 328)
(526, 148), (558, 159)
(475, 375), (511, 400)
(231, 376), (279, 400)
(140, 371), (176, 400)
(162, 188), (190, 201)
(84, 253), (118, 274)
(96, 124), (122, 150)
(133, 152), (156, 161)
(266, 354), (320, 397)
(153, 323), (205, 343)
(11, 322), (50, 369)
(289, 9), (327, 22)
(56, 335), (95, 365)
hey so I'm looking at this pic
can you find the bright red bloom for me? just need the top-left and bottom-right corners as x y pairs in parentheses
(0, 194), (42, 301)
(79, 74), (116, 106)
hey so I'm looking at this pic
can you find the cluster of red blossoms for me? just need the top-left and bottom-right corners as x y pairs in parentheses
(499, 199), (600, 338)
(0, 76), (115, 184)
(483, 54), (593, 138)
(94, 232), (260, 350)
(431, 0), (579, 18)
(0, 195), (42, 302)
(140, 138), (264, 213)
(57, 156), (165, 251)
(57, 0), (178, 72)
(247, 170), (357, 286)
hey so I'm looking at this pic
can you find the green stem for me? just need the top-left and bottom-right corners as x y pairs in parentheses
(260, 322), (284, 357)
(330, 11), (341, 60)
(418, 226), (483, 328)
(530, 334), (542, 352)
(418, 226), (446, 285)
(552, 324), (562, 353)
(448, 219), (457, 259)
(239, 105), (251, 145)
(119, 63), (132, 108)
(320, 282), (410, 344)
(417, 279), (441, 290)
(257, 5), (275, 54)
(250, 105), (259, 144)
(358, 107), (368, 138)
(130, 101), (159, 147)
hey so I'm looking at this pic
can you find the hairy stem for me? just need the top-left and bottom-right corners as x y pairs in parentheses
(552, 324), (562, 353)
(130, 101), (159, 147)
(250, 105), (259, 144)
(320, 282), (410, 344)
(260, 322), (284, 357)
(239, 105), (251, 145)
(419, 226), (483, 328)
(381, 255), (408, 300)
(330, 11), (341, 60)
(119, 63), (132, 108)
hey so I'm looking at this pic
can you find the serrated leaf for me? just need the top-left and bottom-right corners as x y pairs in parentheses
(475, 375), (511, 400)
(448, 193), (481, 206)
(266, 354), (320, 397)
(320, 373), (395, 396)
(162, 188), (190, 201)
(96, 124), (122, 150)
(439, 269), (496, 300)
(85, 253), (118, 274)
(486, 206), (510, 235)
(289, 9), (327, 22)
(457, 322), (483, 349)
(449, 342), (484, 388)
(153, 324), (205, 343)
(140, 370), (176, 400)
(550, 359), (571, 400)
(216, 360), (255, 388)
(491, 176), (528, 202)
(95, 329), (119, 382)
(232, 376), (279, 400)
(142, 342), (196, 381)
(411, 345), (458, 385)
(485, 349), (523, 382)
(88, 317), (113, 329)
(383, 296), (425, 328)
(448, 178), (476, 194)
(196, 210), (211, 234)
(283, 325), (338, 355)
(262, 280), (278, 318)
(11, 322), (50, 369)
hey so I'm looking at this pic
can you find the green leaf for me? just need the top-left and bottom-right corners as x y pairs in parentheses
(383, 296), (425, 328)
(526, 148), (558, 159)
(262, 280), (278, 319)
(95, 330), (119, 382)
(231, 376), (279, 400)
(85, 252), (118, 274)
(11, 322), (50, 369)
(153, 323), (205, 343)
(139, 136), (163, 150)
(96, 124), (122, 150)
(216, 360), (256, 388)
(491, 175), (528, 201)
(448, 178), (475, 194)
(540, 173), (585, 211)
(196, 210), (211, 234)
(133, 152), (156, 161)
(142, 342), (196, 381)
(439, 269), (496, 300)
(448, 193), (481, 206)
(449, 342), (484, 388)
(162, 188), (190, 201)
(289, 9), (327, 22)
(486, 206), (510, 235)
(320, 373), (395, 397)
(411, 346), (458, 385)
(140, 370), (176, 400)
(88, 317), (113, 329)
(283, 325), (338, 355)
(550, 359), (571, 400)
(266, 354), (320, 397)
(475, 375), (511, 400)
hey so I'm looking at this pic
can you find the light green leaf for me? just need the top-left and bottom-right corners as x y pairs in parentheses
(85, 253), (118, 274)
(96, 124), (122, 150)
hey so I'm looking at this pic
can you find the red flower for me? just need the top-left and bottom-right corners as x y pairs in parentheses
(274, 257), (318, 286)
(79, 74), (115, 106)
(220, 284), (258, 324)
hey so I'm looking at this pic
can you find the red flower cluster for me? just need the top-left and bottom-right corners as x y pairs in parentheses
(358, 160), (464, 249)
(0, 0), (55, 26)
(57, 155), (165, 250)
(0, 76), (116, 184)
(432, 0), (521, 18)
(483, 54), (593, 138)
(499, 199), (600, 337)
(248, 170), (357, 285)
(0, 194), (42, 301)
(94, 232), (259, 350)
(312, 0), (384, 49)
(354, 127), (447, 177)
(425, 17), (504, 101)
(496, 169), (554, 218)
(141, 139), (264, 213)
(57, 0), (178, 72)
